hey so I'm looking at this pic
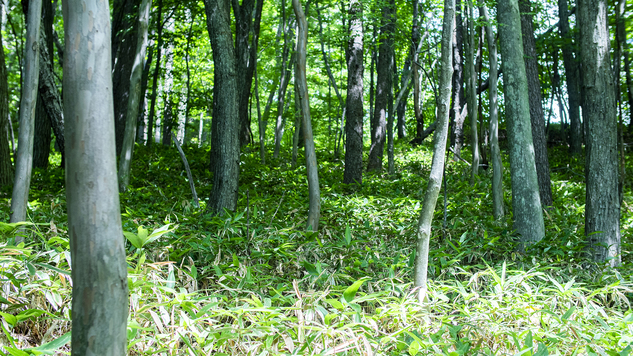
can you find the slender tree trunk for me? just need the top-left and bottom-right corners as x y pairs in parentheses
(62, 0), (128, 353)
(136, 49), (153, 142)
(0, 1), (12, 187)
(412, 0), (422, 140)
(367, 0), (395, 172)
(369, 26), (376, 136)
(118, 0), (152, 192)
(183, 16), (194, 145)
(615, 0), (627, 202)
(293, 0), (320, 230)
(147, 0), (163, 147)
(450, 0), (466, 158)
(498, 0), (545, 247)
(343, 0), (363, 185)
(625, 52), (633, 133)
(396, 60), (411, 139)
(112, 0), (140, 156)
(274, 12), (295, 159)
(204, 0), (241, 214)
(482, 5), (503, 219)
(414, 0), (454, 295)
(10, 0), (41, 228)
(519, 0), (553, 207)
(465, 1), (479, 180)
(558, 0), (582, 155)
(292, 82), (301, 166)
(578, 0), (620, 266)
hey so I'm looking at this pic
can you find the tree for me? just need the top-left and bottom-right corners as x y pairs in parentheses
(62, 0), (129, 353)
(519, 0), (553, 207)
(465, 1), (479, 180)
(449, 0), (466, 158)
(204, 0), (241, 214)
(415, 0), (453, 296)
(10, 0), (41, 230)
(293, 0), (321, 230)
(498, 0), (545, 247)
(557, 0), (582, 155)
(119, 0), (152, 192)
(147, 0), (164, 146)
(578, 0), (620, 266)
(343, 0), (363, 185)
(481, 5), (503, 219)
(367, 0), (395, 172)
(0, 1), (13, 187)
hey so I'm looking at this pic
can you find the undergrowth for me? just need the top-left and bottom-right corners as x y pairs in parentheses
(0, 141), (631, 355)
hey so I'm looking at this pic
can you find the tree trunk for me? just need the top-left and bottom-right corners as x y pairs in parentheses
(118, 0), (152, 192)
(10, 0), (41, 229)
(482, 5), (503, 219)
(414, 0), (453, 295)
(367, 0), (395, 172)
(234, 0), (264, 146)
(519, 0), (553, 207)
(578, 0), (620, 266)
(62, 0), (128, 353)
(343, 0), (363, 185)
(32, 99), (51, 168)
(396, 60), (411, 139)
(273, 12), (295, 159)
(136, 49), (153, 143)
(369, 26), (376, 135)
(450, 0), (466, 158)
(183, 16), (194, 145)
(0, 2), (13, 187)
(204, 0), (241, 214)
(465, 1), (479, 180)
(557, 0), (582, 155)
(112, 0), (140, 156)
(147, 0), (163, 146)
(615, 0), (627, 202)
(498, 0), (545, 247)
(293, 0), (320, 231)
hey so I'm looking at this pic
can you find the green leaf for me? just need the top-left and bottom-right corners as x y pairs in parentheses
(5, 347), (28, 356)
(232, 253), (240, 267)
(343, 278), (368, 303)
(33, 262), (71, 276)
(124, 231), (143, 249)
(344, 226), (351, 246)
(325, 299), (344, 310)
(561, 306), (576, 321)
(137, 226), (149, 244)
(408, 340), (420, 355)
(25, 331), (71, 355)
(145, 224), (175, 246)
(16, 309), (46, 322)
(301, 261), (319, 277)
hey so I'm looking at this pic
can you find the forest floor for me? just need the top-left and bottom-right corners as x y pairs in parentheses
(0, 138), (632, 355)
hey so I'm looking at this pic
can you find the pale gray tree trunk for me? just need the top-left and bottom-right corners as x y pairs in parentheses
(482, 5), (503, 219)
(498, 0), (545, 247)
(118, 0), (152, 192)
(343, 0), (363, 185)
(10, 0), (41, 229)
(62, 0), (129, 353)
(293, 0), (321, 231)
(414, 0), (453, 296)
(204, 0), (241, 214)
(0, 1), (12, 187)
(465, 1), (479, 180)
(578, 0), (620, 266)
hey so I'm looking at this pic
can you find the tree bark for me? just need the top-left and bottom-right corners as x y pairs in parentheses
(343, 0), (363, 185)
(62, 0), (128, 353)
(578, 0), (620, 266)
(498, 0), (545, 247)
(465, 1), (479, 180)
(118, 0), (152, 192)
(519, 0), (553, 207)
(204, 0), (241, 214)
(414, 0), (453, 295)
(0, 1), (13, 187)
(558, 0), (582, 155)
(112, 0), (140, 156)
(450, 0), (466, 158)
(10, 0), (41, 228)
(293, 0), (321, 231)
(147, 0), (163, 146)
(273, 11), (295, 159)
(482, 5), (503, 219)
(367, 0), (395, 172)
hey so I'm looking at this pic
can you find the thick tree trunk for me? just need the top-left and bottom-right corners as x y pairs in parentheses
(465, 1), (479, 180)
(62, 0), (128, 353)
(204, 0), (241, 214)
(482, 5), (503, 219)
(0, 6), (12, 187)
(235, 0), (264, 146)
(519, 0), (553, 207)
(293, 0), (320, 231)
(367, 0), (395, 172)
(112, 0), (140, 156)
(558, 0), (582, 155)
(498, 0), (545, 247)
(32, 101), (51, 168)
(343, 0), (363, 185)
(118, 0), (152, 192)
(414, 0), (453, 295)
(10, 0), (41, 228)
(578, 0), (620, 266)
